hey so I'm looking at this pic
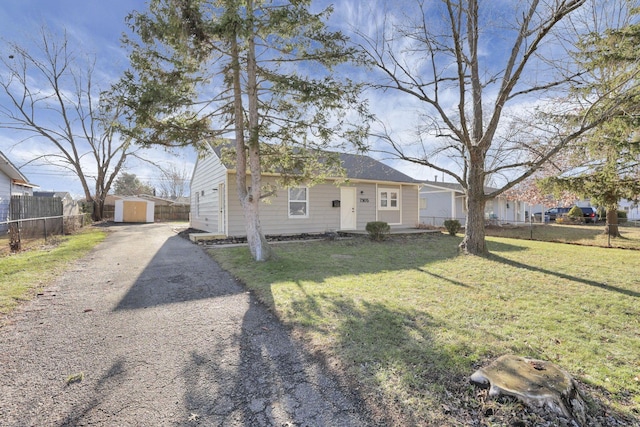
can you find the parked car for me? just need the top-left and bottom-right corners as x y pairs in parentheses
(578, 206), (598, 223)
(532, 206), (598, 223)
(542, 207), (571, 221)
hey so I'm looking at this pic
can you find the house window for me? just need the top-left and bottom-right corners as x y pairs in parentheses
(379, 188), (399, 210)
(420, 197), (427, 210)
(195, 192), (200, 218)
(288, 187), (309, 218)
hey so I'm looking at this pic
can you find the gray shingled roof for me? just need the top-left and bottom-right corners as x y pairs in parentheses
(209, 142), (420, 184)
(338, 152), (421, 183)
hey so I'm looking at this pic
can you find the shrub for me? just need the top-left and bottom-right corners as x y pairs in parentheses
(567, 205), (584, 222)
(618, 210), (628, 223)
(365, 221), (390, 241)
(443, 219), (461, 236)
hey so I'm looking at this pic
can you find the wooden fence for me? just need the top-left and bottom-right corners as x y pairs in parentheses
(102, 204), (190, 222)
(10, 195), (63, 219)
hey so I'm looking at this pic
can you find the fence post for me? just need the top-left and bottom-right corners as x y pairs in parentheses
(43, 218), (47, 244)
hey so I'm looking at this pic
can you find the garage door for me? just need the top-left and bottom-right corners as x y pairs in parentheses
(122, 201), (148, 223)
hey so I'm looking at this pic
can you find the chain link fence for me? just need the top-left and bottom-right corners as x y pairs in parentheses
(0, 214), (90, 253)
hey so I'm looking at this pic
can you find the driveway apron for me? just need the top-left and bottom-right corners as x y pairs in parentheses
(0, 223), (371, 426)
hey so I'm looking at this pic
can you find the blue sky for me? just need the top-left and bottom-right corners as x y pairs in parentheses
(0, 0), (197, 198)
(0, 0), (440, 199)
(1, 0), (599, 198)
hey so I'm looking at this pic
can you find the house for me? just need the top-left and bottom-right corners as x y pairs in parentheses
(0, 151), (38, 229)
(419, 180), (529, 226)
(618, 199), (639, 221)
(137, 194), (190, 207)
(190, 143), (422, 236)
(33, 191), (80, 216)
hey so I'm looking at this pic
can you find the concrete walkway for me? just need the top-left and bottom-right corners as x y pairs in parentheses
(0, 223), (373, 426)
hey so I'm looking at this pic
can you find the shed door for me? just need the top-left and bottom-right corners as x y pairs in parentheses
(340, 187), (357, 230)
(123, 201), (148, 223)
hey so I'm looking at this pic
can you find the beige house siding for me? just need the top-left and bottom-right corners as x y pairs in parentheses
(225, 177), (419, 237)
(401, 185), (419, 227)
(227, 175), (346, 236)
(190, 149), (421, 236)
(190, 151), (227, 232)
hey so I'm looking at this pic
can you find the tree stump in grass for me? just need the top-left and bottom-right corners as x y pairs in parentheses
(470, 354), (587, 426)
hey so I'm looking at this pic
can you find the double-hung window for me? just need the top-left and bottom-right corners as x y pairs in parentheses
(379, 188), (399, 210)
(288, 187), (309, 218)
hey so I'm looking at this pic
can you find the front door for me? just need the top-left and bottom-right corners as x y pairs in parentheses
(340, 187), (357, 230)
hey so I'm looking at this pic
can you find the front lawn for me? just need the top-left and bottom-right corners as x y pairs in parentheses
(209, 234), (640, 426)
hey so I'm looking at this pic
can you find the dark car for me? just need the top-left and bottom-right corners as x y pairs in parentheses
(579, 206), (598, 223)
(533, 206), (597, 223)
(545, 207), (571, 221)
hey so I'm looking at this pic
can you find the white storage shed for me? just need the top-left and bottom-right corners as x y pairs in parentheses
(114, 197), (155, 223)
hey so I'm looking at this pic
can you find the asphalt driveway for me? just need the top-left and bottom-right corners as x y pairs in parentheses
(0, 223), (373, 426)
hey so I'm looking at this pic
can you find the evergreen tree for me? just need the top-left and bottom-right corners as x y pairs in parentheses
(113, 0), (369, 260)
(541, 8), (640, 237)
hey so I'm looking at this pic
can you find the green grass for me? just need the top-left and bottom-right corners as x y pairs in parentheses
(0, 228), (107, 320)
(209, 234), (640, 425)
(486, 223), (640, 249)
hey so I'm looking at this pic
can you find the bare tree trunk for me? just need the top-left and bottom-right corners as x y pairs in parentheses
(460, 157), (488, 255)
(605, 206), (621, 237)
(92, 199), (104, 222)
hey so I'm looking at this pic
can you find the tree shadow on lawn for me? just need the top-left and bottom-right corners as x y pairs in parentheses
(288, 293), (480, 425)
(488, 253), (640, 298)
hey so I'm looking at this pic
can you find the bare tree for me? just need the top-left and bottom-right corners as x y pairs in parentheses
(0, 28), (142, 221)
(157, 164), (189, 200)
(356, 0), (635, 255)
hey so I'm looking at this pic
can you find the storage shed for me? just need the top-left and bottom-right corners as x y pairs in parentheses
(114, 197), (155, 223)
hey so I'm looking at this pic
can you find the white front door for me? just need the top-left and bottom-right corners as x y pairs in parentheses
(340, 187), (357, 230)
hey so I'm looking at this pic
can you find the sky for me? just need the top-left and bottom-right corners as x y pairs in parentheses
(0, 1), (607, 199)
(0, 0), (197, 198)
(0, 0), (443, 200)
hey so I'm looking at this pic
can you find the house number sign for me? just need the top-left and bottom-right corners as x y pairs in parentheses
(360, 198), (369, 203)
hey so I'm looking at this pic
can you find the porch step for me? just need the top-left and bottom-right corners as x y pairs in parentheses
(189, 232), (226, 242)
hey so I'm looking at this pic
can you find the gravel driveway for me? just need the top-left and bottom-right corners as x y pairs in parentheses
(0, 223), (374, 426)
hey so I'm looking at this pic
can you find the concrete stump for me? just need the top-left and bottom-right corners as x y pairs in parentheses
(470, 355), (586, 426)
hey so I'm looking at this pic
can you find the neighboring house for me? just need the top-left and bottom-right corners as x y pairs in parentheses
(190, 143), (421, 236)
(137, 194), (190, 206)
(0, 151), (38, 229)
(33, 191), (80, 216)
(419, 181), (529, 226)
(618, 199), (639, 221)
